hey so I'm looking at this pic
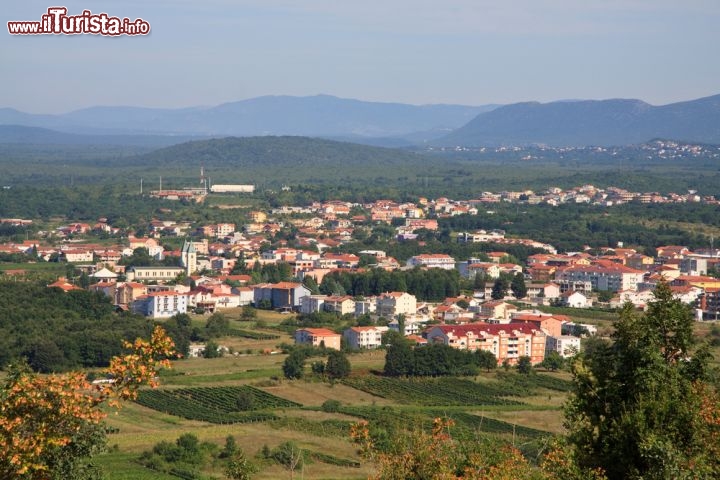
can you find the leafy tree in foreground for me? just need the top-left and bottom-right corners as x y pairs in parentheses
(351, 417), (550, 480)
(564, 281), (720, 479)
(0, 327), (175, 479)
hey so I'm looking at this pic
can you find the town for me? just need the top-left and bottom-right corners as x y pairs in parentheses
(3, 183), (719, 369)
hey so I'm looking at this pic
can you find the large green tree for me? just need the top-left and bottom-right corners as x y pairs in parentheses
(325, 350), (351, 380)
(564, 281), (719, 479)
(491, 277), (509, 300)
(282, 351), (305, 380)
(510, 272), (527, 299)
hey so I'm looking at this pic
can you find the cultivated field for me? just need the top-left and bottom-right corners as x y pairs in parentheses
(95, 330), (571, 479)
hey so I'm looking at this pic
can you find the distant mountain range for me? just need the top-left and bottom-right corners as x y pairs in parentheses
(0, 125), (202, 148)
(1, 93), (718, 148)
(437, 94), (720, 147)
(0, 95), (496, 142)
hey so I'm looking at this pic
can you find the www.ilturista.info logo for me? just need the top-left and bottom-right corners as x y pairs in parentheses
(8, 7), (150, 36)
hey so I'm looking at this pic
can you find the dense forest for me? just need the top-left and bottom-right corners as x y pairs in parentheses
(2, 137), (720, 198)
(317, 268), (462, 302)
(0, 281), (154, 372)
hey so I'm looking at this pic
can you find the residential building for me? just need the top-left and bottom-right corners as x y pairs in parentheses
(90, 267), (118, 283)
(294, 328), (341, 350)
(558, 291), (590, 308)
(300, 295), (327, 314)
(214, 223), (236, 238)
(546, 335), (581, 358)
(670, 275), (720, 290)
(479, 301), (517, 321)
(433, 304), (469, 323)
(376, 291), (417, 318)
(354, 297), (377, 317)
(700, 288), (720, 320)
(131, 291), (188, 318)
(388, 316), (427, 336)
(253, 282), (311, 310)
(526, 283), (560, 300)
(234, 287), (255, 306)
(509, 313), (567, 337)
(115, 281), (147, 306)
(343, 326), (389, 349)
(556, 263), (644, 292)
(459, 261), (501, 279)
(324, 295), (356, 316)
(47, 277), (83, 292)
(126, 266), (185, 282)
(425, 323), (546, 365)
(406, 254), (456, 270)
(456, 230), (505, 243)
(62, 249), (94, 263)
(528, 264), (557, 282)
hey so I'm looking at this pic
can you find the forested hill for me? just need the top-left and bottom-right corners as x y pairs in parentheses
(130, 135), (427, 172)
(0, 281), (154, 373)
(438, 93), (720, 147)
(0, 125), (202, 147)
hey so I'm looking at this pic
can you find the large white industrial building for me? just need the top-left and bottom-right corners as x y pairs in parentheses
(210, 184), (255, 193)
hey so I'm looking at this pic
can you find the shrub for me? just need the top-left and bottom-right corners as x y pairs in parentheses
(321, 399), (342, 413)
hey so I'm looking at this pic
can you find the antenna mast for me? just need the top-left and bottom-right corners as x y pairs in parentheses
(200, 165), (207, 193)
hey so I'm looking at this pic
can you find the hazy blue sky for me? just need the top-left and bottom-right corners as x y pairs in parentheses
(3, 0), (719, 113)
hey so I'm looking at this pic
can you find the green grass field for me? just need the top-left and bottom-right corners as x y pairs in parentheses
(95, 339), (571, 479)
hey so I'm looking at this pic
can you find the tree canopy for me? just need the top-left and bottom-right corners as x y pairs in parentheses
(0, 327), (175, 479)
(564, 281), (720, 479)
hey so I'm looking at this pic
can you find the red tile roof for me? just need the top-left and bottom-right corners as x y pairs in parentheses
(297, 328), (340, 336)
(429, 323), (541, 336)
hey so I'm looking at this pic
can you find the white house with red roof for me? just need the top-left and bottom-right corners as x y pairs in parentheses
(406, 254), (456, 270)
(558, 290), (590, 308)
(556, 261), (644, 292)
(131, 291), (188, 318)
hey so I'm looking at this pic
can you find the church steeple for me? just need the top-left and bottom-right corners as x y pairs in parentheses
(181, 239), (197, 275)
